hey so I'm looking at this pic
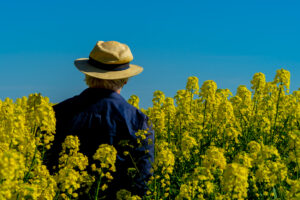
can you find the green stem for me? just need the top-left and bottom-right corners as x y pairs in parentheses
(179, 119), (182, 150)
(128, 152), (140, 174)
(53, 191), (60, 200)
(294, 142), (299, 179)
(190, 92), (193, 113)
(154, 176), (157, 200)
(24, 143), (38, 182)
(273, 84), (282, 142)
(167, 114), (171, 144)
(94, 173), (103, 200)
(202, 100), (207, 133)
(222, 129), (225, 149)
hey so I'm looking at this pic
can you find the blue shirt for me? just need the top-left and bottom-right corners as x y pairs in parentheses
(46, 88), (154, 198)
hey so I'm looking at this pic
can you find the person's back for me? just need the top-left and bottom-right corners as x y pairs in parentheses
(46, 41), (154, 199)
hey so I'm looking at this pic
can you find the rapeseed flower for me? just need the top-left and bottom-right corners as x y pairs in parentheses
(1, 68), (300, 199)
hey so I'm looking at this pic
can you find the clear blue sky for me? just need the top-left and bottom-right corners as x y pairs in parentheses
(1, 0), (299, 108)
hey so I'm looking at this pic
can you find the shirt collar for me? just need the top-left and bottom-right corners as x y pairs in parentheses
(80, 87), (125, 101)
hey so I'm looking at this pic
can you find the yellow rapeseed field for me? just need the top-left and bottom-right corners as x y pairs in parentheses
(0, 69), (299, 199)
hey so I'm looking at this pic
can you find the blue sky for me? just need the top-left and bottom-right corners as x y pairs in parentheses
(0, 0), (299, 108)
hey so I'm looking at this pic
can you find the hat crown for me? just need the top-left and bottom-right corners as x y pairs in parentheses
(89, 41), (133, 64)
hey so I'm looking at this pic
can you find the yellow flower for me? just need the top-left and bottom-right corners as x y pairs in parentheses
(101, 184), (108, 191)
(273, 68), (290, 92)
(186, 76), (199, 95)
(181, 131), (197, 160)
(222, 163), (249, 199)
(154, 141), (175, 174)
(202, 146), (227, 172)
(128, 95), (140, 109)
(200, 80), (217, 101)
(93, 144), (117, 172)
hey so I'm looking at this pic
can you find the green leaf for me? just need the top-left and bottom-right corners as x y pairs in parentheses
(273, 186), (278, 199)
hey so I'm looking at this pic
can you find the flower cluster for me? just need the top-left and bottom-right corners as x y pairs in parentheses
(1, 68), (300, 200)
(55, 135), (90, 199)
(144, 68), (300, 200)
(0, 94), (57, 199)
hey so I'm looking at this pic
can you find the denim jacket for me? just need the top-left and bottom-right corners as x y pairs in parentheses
(46, 88), (154, 198)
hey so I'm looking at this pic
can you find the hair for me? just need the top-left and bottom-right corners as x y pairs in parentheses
(84, 75), (128, 91)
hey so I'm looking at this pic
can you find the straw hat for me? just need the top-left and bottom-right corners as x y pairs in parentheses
(74, 41), (143, 80)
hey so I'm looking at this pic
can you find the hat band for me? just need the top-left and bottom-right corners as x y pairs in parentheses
(88, 57), (130, 71)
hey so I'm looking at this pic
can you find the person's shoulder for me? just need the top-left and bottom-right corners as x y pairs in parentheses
(53, 95), (79, 112)
(124, 101), (149, 123)
(117, 97), (143, 113)
(53, 89), (90, 116)
(108, 93), (145, 116)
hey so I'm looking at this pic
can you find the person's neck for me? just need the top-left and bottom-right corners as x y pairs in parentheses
(90, 87), (121, 94)
(115, 88), (121, 94)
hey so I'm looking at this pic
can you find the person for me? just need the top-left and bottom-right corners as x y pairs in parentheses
(46, 41), (155, 199)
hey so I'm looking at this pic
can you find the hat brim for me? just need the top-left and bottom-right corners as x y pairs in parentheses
(74, 58), (143, 80)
